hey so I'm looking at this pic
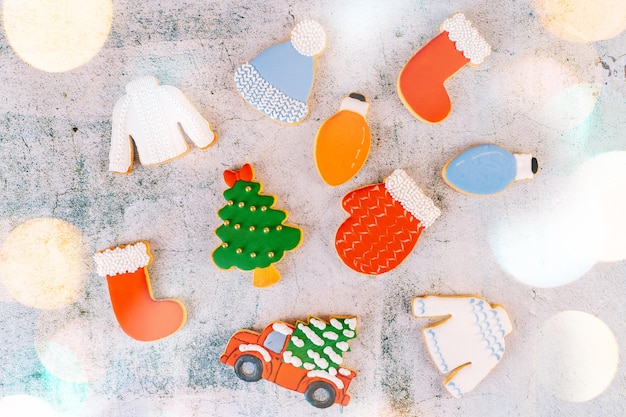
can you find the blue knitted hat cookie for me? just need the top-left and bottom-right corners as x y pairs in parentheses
(235, 20), (326, 124)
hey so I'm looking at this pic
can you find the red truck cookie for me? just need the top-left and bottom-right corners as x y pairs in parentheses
(220, 318), (357, 408)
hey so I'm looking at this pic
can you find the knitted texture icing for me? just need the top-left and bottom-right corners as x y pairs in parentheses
(94, 241), (151, 277)
(413, 295), (512, 398)
(442, 13), (490, 65)
(235, 64), (308, 124)
(109, 76), (215, 173)
(291, 20), (326, 56)
(384, 169), (441, 228)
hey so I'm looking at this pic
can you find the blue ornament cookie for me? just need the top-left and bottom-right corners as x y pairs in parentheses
(443, 144), (538, 195)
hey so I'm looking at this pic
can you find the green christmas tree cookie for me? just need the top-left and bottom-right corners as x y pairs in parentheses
(283, 316), (357, 374)
(213, 164), (302, 287)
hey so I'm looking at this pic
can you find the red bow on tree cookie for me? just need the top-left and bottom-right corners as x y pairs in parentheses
(224, 164), (254, 186)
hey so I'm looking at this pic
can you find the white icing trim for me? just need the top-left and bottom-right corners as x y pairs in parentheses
(514, 153), (535, 181)
(324, 346), (343, 365)
(336, 341), (349, 352)
(344, 317), (357, 331)
(299, 323), (324, 346)
(323, 331), (338, 340)
(94, 241), (150, 277)
(384, 170), (441, 229)
(239, 344), (271, 362)
(442, 13), (490, 65)
(307, 370), (344, 390)
(234, 64), (308, 124)
(272, 322), (293, 335)
(310, 318), (327, 330)
(307, 350), (329, 369)
(283, 350), (303, 367)
(330, 318), (343, 330)
(343, 329), (355, 338)
(339, 96), (369, 118)
(338, 368), (351, 376)
(291, 335), (305, 347)
(291, 20), (326, 57)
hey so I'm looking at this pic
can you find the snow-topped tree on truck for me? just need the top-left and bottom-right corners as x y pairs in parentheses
(220, 316), (357, 409)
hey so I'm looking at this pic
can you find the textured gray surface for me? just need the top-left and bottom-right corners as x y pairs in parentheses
(0, 1), (625, 416)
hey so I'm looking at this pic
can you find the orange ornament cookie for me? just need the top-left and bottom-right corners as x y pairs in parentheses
(397, 13), (490, 123)
(220, 317), (357, 408)
(314, 93), (371, 186)
(93, 241), (187, 342)
(335, 169), (440, 275)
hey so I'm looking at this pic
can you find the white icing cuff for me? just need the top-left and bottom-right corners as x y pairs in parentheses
(339, 95), (369, 118)
(442, 13), (490, 65)
(291, 20), (326, 57)
(385, 169), (441, 229)
(514, 153), (535, 181)
(94, 241), (151, 277)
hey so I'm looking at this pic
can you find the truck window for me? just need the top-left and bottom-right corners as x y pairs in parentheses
(263, 331), (287, 354)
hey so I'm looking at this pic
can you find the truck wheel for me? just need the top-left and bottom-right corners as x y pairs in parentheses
(234, 355), (263, 382)
(304, 381), (336, 409)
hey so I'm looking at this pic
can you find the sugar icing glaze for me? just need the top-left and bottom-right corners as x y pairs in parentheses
(93, 241), (151, 277)
(251, 41), (314, 103)
(443, 144), (518, 195)
(314, 93), (371, 186)
(412, 295), (513, 398)
(442, 13), (490, 65)
(213, 180), (301, 271)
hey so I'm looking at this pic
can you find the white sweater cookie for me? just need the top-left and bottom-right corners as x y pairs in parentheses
(412, 295), (512, 398)
(110, 76), (216, 173)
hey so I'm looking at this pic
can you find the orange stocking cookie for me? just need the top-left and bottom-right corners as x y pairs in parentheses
(397, 13), (490, 123)
(335, 169), (440, 275)
(93, 241), (187, 342)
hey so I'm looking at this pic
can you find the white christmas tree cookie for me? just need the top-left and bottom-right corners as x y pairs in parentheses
(412, 295), (512, 398)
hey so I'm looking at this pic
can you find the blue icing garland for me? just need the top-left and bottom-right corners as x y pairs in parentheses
(443, 144), (517, 195)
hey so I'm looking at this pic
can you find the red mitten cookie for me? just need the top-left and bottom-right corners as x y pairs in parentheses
(335, 169), (440, 275)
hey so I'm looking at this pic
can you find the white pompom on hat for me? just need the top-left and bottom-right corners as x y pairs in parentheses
(291, 20), (326, 56)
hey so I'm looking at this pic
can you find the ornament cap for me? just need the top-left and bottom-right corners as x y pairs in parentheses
(513, 153), (537, 181)
(339, 93), (369, 118)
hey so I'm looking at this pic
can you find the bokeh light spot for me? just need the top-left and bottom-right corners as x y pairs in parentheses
(538, 82), (600, 133)
(2, 0), (113, 72)
(0, 218), (88, 309)
(0, 395), (61, 417)
(536, 311), (619, 402)
(35, 310), (110, 382)
(532, 0), (626, 42)
(572, 151), (626, 262)
(490, 198), (601, 288)
(35, 341), (88, 384)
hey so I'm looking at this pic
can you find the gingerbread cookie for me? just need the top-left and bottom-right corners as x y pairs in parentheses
(412, 295), (512, 398)
(314, 93), (371, 186)
(443, 144), (538, 195)
(220, 316), (357, 408)
(110, 76), (217, 173)
(93, 241), (187, 342)
(397, 13), (490, 123)
(335, 169), (440, 275)
(212, 164), (302, 287)
(234, 20), (326, 124)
